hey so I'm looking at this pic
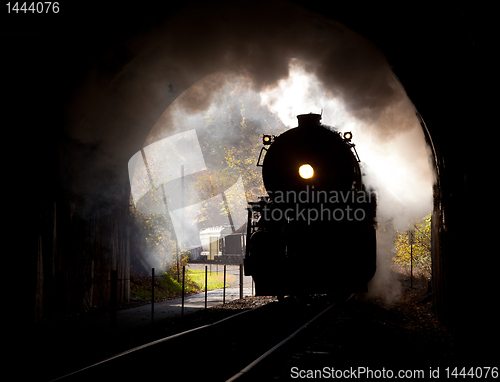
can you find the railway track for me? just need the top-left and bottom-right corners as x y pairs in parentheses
(226, 294), (353, 381)
(229, 293), (464, 381)
(51, 295), (350, 382)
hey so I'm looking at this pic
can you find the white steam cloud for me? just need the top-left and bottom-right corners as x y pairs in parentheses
(259, 60), (434, 303)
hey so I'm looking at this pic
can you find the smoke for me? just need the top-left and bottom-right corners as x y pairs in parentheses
(257, 59), (434, 304)
(66, 1), (434, 286)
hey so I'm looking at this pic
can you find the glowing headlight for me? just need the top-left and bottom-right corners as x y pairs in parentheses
(344, 132), (352, 141)
(299, 164), (314, 179)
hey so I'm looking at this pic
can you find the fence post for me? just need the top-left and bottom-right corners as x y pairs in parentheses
(223, 264), (226, 305)
(151, 268), (155, 326)
(240, 263), (243, 299)
(181, 266), (185, 317)
(205, 265), (208, 309)
(110, 270), (117, 331)
(409, 229), (414, 288)
(410, 241), (413, 288)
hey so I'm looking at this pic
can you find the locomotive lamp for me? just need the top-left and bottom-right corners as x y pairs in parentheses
(263, 135), (273, 145)
(344, 132), (353, 141)
(299, 164), (314, 179)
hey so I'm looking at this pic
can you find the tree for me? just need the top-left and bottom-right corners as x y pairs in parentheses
(193, 90), (285, 225)
(223, 117), (267, 197)
(130, 82), (287, 265)
(393, 214), (431, 273)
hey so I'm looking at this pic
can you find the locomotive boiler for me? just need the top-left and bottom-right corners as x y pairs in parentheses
(244, 113), (376, 299)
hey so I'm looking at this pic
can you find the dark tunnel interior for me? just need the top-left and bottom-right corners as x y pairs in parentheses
(6, 0), (496, 368)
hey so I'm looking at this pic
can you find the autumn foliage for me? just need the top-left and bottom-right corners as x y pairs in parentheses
(130, 87), (286, 271)
(393, 214), (431, 274)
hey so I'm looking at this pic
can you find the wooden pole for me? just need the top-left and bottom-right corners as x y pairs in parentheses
(176, 241), (180, 282)
(409, 230), (414, 288)
(179, 165), (184, 282)
(240, 264), (243, 299)
(181, 266), (185, 317)
(223, 265), (226, 305)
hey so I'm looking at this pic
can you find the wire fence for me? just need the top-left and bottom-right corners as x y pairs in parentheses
(34, 264), (254, 331)
(110, 263), (253, 329)
(33, 260), (256, 328)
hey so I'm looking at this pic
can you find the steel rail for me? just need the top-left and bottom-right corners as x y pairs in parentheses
(50, 302), (276, 381)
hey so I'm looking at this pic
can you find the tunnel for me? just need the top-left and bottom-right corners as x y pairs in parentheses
(10, 1), (495, 361)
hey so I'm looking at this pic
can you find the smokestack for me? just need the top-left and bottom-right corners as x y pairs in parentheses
(297, 113), (322, 127)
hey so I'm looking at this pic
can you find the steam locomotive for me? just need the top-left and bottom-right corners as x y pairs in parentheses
(244, 113), (376, 298)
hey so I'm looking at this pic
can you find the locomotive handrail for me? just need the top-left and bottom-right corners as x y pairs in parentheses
(256, 146), (267, 167)
(347, 142), (361, 162)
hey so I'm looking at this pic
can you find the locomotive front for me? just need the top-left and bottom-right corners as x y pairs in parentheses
(244, 113), (376, 298)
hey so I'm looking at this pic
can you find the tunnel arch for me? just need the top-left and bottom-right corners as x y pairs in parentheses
(22, 0), (494, 357)
(107, 1), (444, 305)
(82, 0), (487, 325)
